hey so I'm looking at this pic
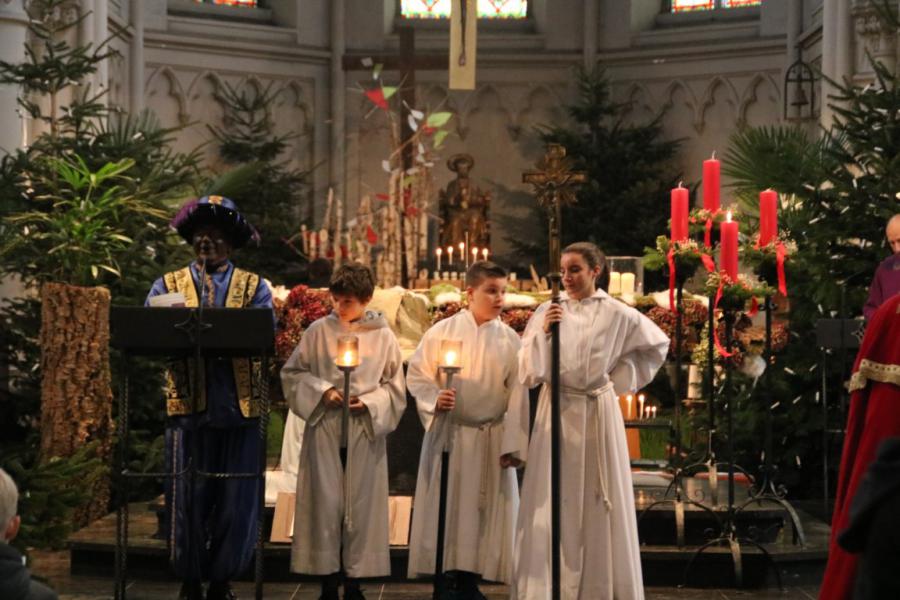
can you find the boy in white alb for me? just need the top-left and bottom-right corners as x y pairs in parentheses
(281, 263), (406, 600)
(406, 261), (529, 599)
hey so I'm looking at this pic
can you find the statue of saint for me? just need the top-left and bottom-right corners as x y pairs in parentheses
(439, 153), (491, 249)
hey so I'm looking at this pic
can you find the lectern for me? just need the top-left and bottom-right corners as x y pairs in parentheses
(110, 306), (274, 600)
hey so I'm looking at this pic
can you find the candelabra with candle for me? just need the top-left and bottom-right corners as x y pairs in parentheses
(336, 335), (360, 468)
(433, 339), (462, 599)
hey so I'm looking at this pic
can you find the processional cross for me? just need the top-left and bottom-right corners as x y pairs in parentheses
(522, 143), (586, 600)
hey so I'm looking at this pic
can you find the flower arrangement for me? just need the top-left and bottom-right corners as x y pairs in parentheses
(274, 285), (333, 363)
(643, 298), (709, 361)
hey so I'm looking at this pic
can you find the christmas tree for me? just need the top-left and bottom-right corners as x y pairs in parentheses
(509, 67), (681, 274)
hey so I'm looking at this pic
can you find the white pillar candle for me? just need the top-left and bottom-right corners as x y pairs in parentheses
(621, 272), (636, 296)
(609, 271), (622, 295)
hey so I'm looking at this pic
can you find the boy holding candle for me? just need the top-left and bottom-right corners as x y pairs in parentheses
(280, 263), (406, 600)
(406, 261), (529, 598)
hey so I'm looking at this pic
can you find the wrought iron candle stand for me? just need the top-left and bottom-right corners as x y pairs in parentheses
(734, 295), (806, 546)
(638, 279), (719, 547)
(681, 305), (782, 589)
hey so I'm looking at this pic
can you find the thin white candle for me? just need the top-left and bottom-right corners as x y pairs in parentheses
(638, 393), (646, 421)
(482, 248), (488, 261)
(436, 247), (443, 271)
(447, 246), (454, 266)
(626, 394), (633, 420)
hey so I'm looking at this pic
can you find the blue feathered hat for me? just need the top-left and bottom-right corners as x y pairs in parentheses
(171, 195), (259, 249)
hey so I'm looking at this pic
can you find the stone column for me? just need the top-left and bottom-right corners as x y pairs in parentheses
(329, 0), (346, 209)
(129, 0), (144, 114)
(820, 0), (839, 127)
(0, 0), (29, 156)
(583, 0), (598, 70)
(94, 0), (108, 104)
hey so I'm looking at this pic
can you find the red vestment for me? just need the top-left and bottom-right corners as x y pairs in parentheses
(820, 293), (900, 600)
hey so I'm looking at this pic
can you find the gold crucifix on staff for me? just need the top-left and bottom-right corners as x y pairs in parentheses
(522, 142), (586, 600)
(522, 143), (587, 295)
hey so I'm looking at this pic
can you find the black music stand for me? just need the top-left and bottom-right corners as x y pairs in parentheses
(111, 306), (274, 600)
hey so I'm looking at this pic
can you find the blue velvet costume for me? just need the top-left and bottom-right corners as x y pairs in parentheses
(146, 260), (273, 583)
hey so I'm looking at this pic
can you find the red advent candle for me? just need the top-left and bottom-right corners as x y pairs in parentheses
(759, 189), (778, 246)
(703, 154), (720, 212)
(720, 211), (739, 280)
(671, 185), (689, 242)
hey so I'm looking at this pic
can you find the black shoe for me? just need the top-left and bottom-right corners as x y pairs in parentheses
(178, 581), (204, 600)
(206, 582), (237, 600)
(320, 573), (341, 600)
(343, 580), (366, 600)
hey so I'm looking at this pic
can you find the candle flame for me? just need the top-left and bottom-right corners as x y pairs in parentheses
(472, 247), (478, 256)
(445, 350), (457, 366)
(638, 393), (645, 401)
(342, 350), (354, 366)
(436, 247), (442, 256)
(726, 210), (733, 222)
(482, 249), (488, 259)
(458, 242), (464, 251)
(447, 246), (453, 255)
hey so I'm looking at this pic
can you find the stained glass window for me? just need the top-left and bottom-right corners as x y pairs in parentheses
(400, 0), (528, 19)
(671, 0), (759, 11)
(195, 0), (257, 7)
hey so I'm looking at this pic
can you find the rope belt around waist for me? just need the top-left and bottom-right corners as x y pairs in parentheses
(445, 414), (503, 512)
(559, 381), (615, 512)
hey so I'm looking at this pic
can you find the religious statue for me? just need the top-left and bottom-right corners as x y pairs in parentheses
(439, 153), (491, 248)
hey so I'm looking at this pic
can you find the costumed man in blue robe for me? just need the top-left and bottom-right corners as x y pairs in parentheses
(146, 196), (273, 600)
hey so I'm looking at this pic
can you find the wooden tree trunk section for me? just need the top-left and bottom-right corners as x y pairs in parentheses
(39, 282), (114, 524)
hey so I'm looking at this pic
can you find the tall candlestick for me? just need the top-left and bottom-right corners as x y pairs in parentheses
(720, 211), (739, 280)
(703, 153), (720, 213)
(436, 247), (443, 271)
(671, 184), (689, 242)
(759, 189), (778, 246)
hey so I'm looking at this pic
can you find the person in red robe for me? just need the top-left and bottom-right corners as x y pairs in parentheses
(819, 292), (900, 600)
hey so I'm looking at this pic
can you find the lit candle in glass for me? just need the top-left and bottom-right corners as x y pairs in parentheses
(439, 339), (463, 369)
(447, 245), (454, 266)
(336, 335), (360, 368)
(436, 247), (443, 271)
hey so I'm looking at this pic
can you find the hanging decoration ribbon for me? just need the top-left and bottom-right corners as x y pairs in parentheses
(776, 241), (788, 297)
(668, 247), (677, 314)
(701, 254), (716, 273)
(704, 218), (713, 248)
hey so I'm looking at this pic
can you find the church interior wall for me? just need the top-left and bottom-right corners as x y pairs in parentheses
(8, 0), (878, 282)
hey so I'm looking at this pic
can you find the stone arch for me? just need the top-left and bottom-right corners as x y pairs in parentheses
(739, 72), (782, 128)
(145, 66), (188, 127)
(696, 76), (740, 134)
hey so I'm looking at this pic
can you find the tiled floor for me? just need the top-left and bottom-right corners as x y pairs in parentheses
(31, 551), (821, 600)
